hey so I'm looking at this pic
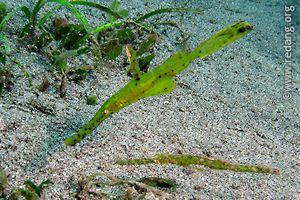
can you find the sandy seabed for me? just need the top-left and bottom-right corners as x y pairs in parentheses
(1, 0), (299, 199)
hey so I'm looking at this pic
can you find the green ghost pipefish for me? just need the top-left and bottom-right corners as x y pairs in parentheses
(65, 21), (253, 145)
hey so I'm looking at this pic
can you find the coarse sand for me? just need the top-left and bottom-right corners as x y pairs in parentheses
(0, 0), (299, 199)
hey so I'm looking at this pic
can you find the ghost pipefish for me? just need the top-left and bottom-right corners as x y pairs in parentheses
(65, 21), (253, 145)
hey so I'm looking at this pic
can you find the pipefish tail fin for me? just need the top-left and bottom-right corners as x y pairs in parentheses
(64, 128), (89, 146)
(65, 107), (109, 146)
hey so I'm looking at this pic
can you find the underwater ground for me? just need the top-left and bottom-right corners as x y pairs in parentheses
(0, 0), (299, 199)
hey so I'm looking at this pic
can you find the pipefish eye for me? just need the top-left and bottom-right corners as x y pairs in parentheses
(245, 24), (253, 30)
